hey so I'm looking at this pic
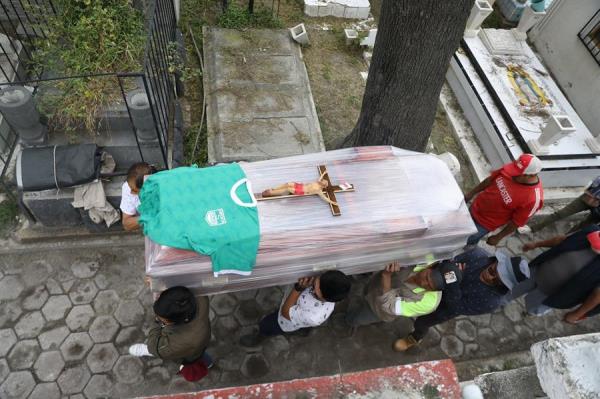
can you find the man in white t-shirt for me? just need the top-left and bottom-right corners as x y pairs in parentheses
(240, 270), (352, 346)
(120, 162), (154, 231)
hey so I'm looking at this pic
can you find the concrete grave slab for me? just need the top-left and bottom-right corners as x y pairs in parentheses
(203, 28), (324, 163)
(532, 333), (600, 399)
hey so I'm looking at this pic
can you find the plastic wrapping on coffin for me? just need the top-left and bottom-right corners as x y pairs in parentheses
(145, 146), (477, 295)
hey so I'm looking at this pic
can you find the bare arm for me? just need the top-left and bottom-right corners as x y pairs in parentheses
(564, 288), (600, 323)
(281, 277), (314, 321)
(464, 176), (493, 203)
(122, 213), (140, 231)
(381, 261), (401, 294)
(317, 191), (338, 206)
(523, 235), (567, 251)
(486, 221), (518, 246)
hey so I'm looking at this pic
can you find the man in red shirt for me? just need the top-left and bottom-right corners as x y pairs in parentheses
(465, 154), (544, 247)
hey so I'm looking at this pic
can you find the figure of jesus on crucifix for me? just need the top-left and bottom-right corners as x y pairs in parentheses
(258, 165), (354, 216)
(261, 170), (337, 205)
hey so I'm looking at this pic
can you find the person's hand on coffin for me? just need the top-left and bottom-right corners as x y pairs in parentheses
(297, 277), (315, 290)
(564, 311), (582, 324)
(382, 261), (401, 277)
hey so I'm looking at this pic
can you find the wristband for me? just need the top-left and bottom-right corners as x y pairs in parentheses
(294, 283), (304, 292)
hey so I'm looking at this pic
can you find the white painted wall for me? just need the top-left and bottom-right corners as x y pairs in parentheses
(530, 0), (600, 137)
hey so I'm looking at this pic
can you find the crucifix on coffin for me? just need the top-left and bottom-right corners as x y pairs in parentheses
(256, 165), (354, 216)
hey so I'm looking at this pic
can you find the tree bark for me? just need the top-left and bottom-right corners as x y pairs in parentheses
(343, 0), (474, 151)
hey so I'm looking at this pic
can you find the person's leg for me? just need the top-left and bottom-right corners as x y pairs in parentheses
(200, 351), (214, 368)
(411, 309), (456, 341)
(567, 210), (599, 234)
(240, 311), (284, 347)
(394, 308), (456, 351)
(345, 300), (382, 327)
(530, 195), (589, 233)
(505, 277), (537, 302)
(524, 288), (552, 316)
(258, 311), (285, 336)
(465, 220), (489, 247)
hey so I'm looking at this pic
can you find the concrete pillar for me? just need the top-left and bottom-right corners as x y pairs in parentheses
(0, 86), (47, 146)
(290, 23), (309, 45)
(360, 29), (377, 48)
(126, 89), (157, 143)
(464, 0), (494, 38)
(528, 115), (576, 155)
(513, 5), (547, 40)
(344, 29), (358, 45)
(173, 0), (180, 22)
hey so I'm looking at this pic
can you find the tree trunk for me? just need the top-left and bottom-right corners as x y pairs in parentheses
(343, 0), (474, 151)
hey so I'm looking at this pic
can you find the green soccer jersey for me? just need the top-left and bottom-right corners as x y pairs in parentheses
(139, 164), (260, 276)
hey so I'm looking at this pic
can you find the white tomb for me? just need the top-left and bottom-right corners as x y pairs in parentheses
(446, 23), (600, 188)
(532, 333), (600, 399)
(304, 0), (370, 20)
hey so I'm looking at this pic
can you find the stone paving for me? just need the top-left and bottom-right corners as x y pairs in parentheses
(1, 221), (600, 398)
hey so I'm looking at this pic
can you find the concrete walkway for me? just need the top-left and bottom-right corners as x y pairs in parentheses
(203, 28), (325, 163)
(1, 221), (600, 398)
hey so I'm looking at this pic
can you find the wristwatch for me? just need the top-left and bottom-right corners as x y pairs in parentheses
(294, 283), (304, 292)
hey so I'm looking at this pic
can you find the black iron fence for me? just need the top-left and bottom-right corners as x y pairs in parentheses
(0, 0), (177, 199)
(578, 8), (600, 67)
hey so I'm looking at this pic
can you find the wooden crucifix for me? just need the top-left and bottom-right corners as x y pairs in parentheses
(256, 165), (354, 216)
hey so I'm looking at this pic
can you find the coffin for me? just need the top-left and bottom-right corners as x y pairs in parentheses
(145, 146), (477, 295)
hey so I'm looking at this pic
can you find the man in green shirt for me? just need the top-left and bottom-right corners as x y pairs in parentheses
(346, 261), (464, 327)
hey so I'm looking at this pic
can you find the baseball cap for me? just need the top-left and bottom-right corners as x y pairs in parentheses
(496, 250), (530, 290)
(429, 261), (463, 290)
(587, 231), (600, 253)
(502, 154), (542, 177)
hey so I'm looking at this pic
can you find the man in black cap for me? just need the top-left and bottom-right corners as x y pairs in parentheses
(394, 247), (529, 351)
(346, 261), (464, 327)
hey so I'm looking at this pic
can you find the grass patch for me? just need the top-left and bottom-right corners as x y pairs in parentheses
(422, 384), (440, 399)
(184, 123), (208, 166)
(218, 4), (283, 29)
(33, 0), (145, 136)
(0, 198), (18, 237)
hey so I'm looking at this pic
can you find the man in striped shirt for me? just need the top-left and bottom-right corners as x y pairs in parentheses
(464, 154), (544, 247)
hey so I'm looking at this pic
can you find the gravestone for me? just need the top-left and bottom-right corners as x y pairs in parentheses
(203, 28), (325, 163)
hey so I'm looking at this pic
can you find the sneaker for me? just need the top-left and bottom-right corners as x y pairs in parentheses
(393, 334), (421, 352)
(201, 352), (214, 369)
(518, 225), (532, 235)
(128, 343), (153, 357)
(239, 333), (265, 347)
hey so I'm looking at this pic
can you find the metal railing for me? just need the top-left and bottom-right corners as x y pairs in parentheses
(0, 0), (177, 199)
(578, 8), (600, 67)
